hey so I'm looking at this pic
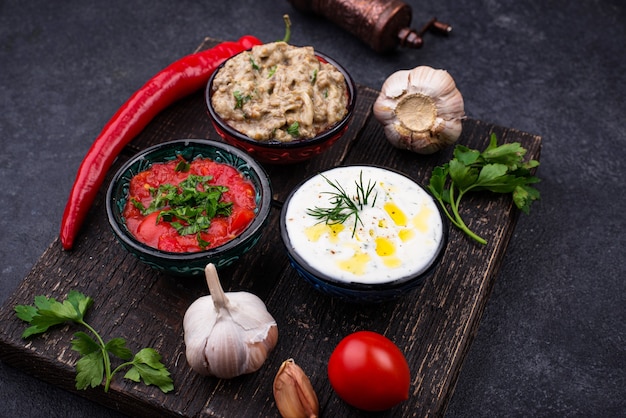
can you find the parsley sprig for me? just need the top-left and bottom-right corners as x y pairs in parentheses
(307, 171), (378, 236)
(233, 90), (252, 110)
(428, 133), (541, 244)
(287, 121), (300, 137)
(133, 172), (232, 249)
(15, 290), (174, 393)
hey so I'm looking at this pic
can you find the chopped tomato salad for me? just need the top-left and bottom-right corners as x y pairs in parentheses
(123, 156), (256, 252)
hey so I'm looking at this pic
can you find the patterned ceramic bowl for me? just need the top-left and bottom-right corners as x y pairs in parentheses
(106, 139), (272, 276)
(280, 165), (448, 303)
(205, 49), (357, 164)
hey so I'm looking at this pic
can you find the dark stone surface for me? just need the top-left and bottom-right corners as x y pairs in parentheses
(1, 0), (624, 416)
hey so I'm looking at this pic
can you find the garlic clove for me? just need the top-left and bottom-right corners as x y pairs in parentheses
(183, 300), (219, 376)
(183, 263), (278, 379)
(373, 65), (465, 154)
(273, 359), (319, 418)
(380, 69), (411, 99)
(203, 317), (253, 379)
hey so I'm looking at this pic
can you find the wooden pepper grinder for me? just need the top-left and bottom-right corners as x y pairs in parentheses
(288, 0), (452, 53)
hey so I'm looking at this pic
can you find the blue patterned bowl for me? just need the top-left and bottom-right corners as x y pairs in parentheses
(106, 139), (272, 277)
(279, 165), (448, 303)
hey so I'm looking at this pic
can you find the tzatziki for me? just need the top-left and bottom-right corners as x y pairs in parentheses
(283, 166), (444, 284)
(210, 41), (349, 142)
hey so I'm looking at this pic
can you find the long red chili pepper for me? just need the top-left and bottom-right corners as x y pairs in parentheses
(60, 35), (263, 250)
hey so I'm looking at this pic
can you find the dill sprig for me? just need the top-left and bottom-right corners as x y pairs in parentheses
(306, 171), (378, 236)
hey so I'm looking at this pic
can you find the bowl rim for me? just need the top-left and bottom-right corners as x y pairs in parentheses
(105, 138), (272, 261)
(205, 48), (357, 150)
(279, 164), (448, 291)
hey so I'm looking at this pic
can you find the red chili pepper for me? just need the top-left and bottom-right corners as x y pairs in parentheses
(60, 35), (263, 250)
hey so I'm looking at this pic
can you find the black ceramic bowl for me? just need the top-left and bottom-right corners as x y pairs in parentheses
(205, 48), (357, 164)
(280, 165), (448, 303)
(106, 139), (272, 276)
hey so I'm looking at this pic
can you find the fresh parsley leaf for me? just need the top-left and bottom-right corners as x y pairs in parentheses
(514, 184), (541, 214)
(175, 158), (190, 172)
(249, 55), (260, 71)
(14, 304), (38, 324)
(287, 121), (300, 137)
(15, 291), (93, 338)
(482, 142), (526, 168)
(233, 90), (251, 109)
(69, 290), (93, 316)
(475, 163), (509, 186)
(71, 331), (101, 355)
(15, 292), (174, 393)
(448, 159), (477, 190)
(134, 347), (168, 370)
(428, 133), (541, 244)
(123, 348), (174, 393)
(75, 350), (105, 390)
(196, 232), (210, 249)
(139, 170), (232, 248)
(453, 145), (481, 165)
(105, 338), (133, 360)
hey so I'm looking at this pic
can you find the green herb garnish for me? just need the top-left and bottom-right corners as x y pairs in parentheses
(287, 121), (300, 137)
(249, 55), (260, 71)
(175, 158), (190, 172)
(233, 90), (251, 109)
(133, 172), (232, 249)
(428, 133), (541, 245)
(307, 171), (377, 236)
(14, 290), (173, 393)
(310, 68), (318, 84)
(267, 65), (277, 78)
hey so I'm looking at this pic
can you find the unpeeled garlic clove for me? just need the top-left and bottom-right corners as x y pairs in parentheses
(373, 65), (465, 154)
(273, 358), (319, 418)
(183, 263), (278, 379)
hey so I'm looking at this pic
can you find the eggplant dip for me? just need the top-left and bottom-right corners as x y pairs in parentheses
(210, 41), (349, 142)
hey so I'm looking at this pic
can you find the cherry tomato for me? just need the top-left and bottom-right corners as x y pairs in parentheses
(328, 331), (410, 411)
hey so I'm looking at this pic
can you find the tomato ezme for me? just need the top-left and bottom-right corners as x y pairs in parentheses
(123, 156), (256, 252)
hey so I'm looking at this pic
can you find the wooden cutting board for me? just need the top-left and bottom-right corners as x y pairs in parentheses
(0, 37), (541, 417)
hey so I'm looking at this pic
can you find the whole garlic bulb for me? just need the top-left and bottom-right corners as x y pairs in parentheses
(183, 263), (278, 379)
(373, 66), (465, 154)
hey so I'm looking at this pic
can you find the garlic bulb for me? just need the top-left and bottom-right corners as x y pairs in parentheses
(183, 263), (278, 379)
(373, 65), (465, 154)
(273, 359), (319, 418)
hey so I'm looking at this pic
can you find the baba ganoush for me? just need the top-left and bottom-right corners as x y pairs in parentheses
(210, 41), (349, 142)
(283, 166), (445, 284)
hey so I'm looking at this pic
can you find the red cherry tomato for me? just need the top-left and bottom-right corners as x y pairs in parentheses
(328, 331), (410, 411)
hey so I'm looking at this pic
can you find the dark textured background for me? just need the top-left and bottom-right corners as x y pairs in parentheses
(1, 0), (624, 416)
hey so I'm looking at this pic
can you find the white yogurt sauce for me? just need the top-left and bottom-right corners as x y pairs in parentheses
(284, 166), (444, 284)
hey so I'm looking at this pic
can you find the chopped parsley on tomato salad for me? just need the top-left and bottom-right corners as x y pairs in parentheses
(122, 156), (256, 253)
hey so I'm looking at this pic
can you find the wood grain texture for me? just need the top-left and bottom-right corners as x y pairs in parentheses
(0, 38), (541, 417)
